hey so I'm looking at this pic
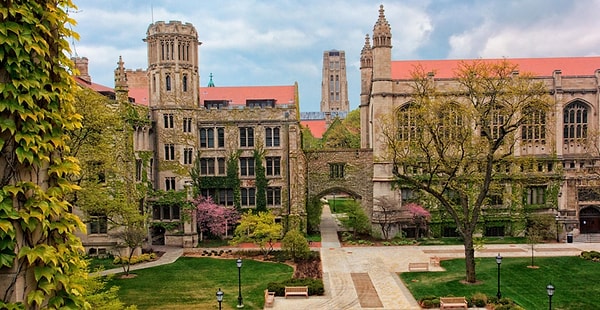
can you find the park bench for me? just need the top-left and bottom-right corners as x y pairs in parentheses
(430, 256), (441, 267)
(284, 286), (309, 298)
(440, 296), (468, 309)
(408, 262), (429, 271)
(264, 289), (275, 307)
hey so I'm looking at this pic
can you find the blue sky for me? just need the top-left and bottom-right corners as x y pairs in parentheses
(71, 0), (600, 112)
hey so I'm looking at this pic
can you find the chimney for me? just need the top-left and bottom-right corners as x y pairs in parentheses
(72, 57), (91, 83)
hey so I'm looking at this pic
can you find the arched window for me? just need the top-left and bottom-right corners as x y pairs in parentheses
(182, 75), (188, 92)
(397, 103), (418, 141)
(521, 107), (546, 144)
(563, 101), (588, 141)
(165, 75), (171, 91)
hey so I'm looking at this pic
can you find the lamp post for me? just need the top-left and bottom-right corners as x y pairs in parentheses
(546, 283), (555, 310)
(236, 258), (244, 308)
(555, 215), (560, 242)
(216, 288), (223, 310)
(496, 253), (503, 299)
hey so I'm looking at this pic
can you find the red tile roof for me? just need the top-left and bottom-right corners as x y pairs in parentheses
(129, 88), (150, 106)
(391, 56), (600, 79)
(74, 76), (114, 93)
(301, 119), (327, 138)
(199, 85), (296, 106)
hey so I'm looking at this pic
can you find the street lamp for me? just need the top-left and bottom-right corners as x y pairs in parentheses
(496, 253), (503, 299)
(236, 258), (244, 308)
(216, 288), (223, 310)
(546, 283), (555, 310)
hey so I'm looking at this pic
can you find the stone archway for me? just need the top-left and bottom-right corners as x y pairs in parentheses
(580, 206), (600, 233)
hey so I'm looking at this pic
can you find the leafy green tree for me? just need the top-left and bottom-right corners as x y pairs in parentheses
(81, 274), (137, 310)
(381, 60), (553, 283)
(340, 201), (371, 238)
(321, 110), (361, 149)
(232, 212), (282, 259)
(281, 230), (310, 262)
(306, 197), (323, 234)
(0, 1), (90, 308)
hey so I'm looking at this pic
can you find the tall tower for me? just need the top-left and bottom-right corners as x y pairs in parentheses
(320, 50), (349, 113)
(359, 35), (373, 149)
(144, 21), (201, 191)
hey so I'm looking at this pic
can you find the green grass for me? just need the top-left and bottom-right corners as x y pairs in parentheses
(107, 257), (293, 310)
(401, 256), (600, 309)
(87, 256), (116, 272)
(418, 236), (528, 246)
(329, 198), (355, 213)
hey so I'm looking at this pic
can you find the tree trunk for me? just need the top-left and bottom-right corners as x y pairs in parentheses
(463, 235), (477, 283)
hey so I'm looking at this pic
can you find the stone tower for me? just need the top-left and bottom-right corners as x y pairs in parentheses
(359, 35), (373, 148)
(320, 50), (349, 113)
(144, 21), (201, 191)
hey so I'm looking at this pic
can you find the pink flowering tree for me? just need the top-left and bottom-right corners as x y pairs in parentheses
(406, 203), (431, 238)
(194, 196), (240, 240)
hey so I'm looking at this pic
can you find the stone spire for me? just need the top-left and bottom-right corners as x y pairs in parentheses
(208, 73), (215, 87)
(114, 56), (129, 103)
(360, 34), (373, 69)
(372, 4), (392, 47)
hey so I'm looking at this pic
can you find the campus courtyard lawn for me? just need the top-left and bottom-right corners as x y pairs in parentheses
(107, 257), (293, 309)
(401, 256), (600, 309)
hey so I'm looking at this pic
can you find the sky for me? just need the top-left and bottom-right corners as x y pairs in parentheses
(71, 0), (600, 112)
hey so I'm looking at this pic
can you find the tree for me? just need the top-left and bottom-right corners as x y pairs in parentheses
(372, 196), (401, 240)
(281, 230), (310, 262)
(381, 60), (553, 283)
(194, 196), (240, 240)
(406, 203), (430, 239)
(232, 212), (282, 259)
(340, 201), (371, 238)
(0, 1), (90, 308)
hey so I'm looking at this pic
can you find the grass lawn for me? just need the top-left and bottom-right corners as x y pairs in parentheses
(107, 257), (293, 309)
(401, 256), (600, 309)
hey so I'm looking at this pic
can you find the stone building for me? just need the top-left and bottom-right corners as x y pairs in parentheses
(360, 5), (600, 238)
(75, 20), (304, 254)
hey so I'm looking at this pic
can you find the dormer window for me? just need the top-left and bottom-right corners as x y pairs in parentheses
(246, 99), (275, 108)
(204, 100), (228, 109)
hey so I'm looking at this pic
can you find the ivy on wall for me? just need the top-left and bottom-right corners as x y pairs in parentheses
(254, 149), (267, 212)
(190, 150), (242, 209)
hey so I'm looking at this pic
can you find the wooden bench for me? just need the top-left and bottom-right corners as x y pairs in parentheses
(264, 289), (275, 307)
(430, 256), (441, 267)
(408, 262), (429, 271)
(440, 296), (468, 309)
(284, 286), (309, 298)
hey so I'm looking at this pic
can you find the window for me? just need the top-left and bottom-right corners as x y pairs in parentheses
(521, 108), (546, 143)
(563, 101), (588, 141)
(200, 158), (215, 175)
(240, 157), (255, 176)
(239, 127), (254, 147)
(89, 215), (107, 234)
(401, 188), (417, 203)
(246, 99), (276, 108)
(329, 163), (345, 179)
(485, 226), (505, 237)
(525, 185), (546, 205)
(164, 144), (175, 160)
(266, 157), (281, 176)
(135, 159), (142, 181)
(241, 188), (256, 207)
(152, 204), (180, 220)
(267, 187), (281, 206)
(200, 127), (224, 148)
(165, 177), (176, 191)
(265, 127), (280, 147)
(397, 104), (418, 141)
(204, 100), (228, 109)
(217, 157), (226, 175)
(183, 148), (193, 165)
(218, 189), (235, 206)
(166, 75), (171, 91)
(490, 108), (506, 140)
(183, 118), (192, 133)
(163, 113), (174, 128)
(182, 75), (188, 92)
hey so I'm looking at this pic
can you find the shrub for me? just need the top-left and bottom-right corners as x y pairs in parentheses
(581, 250), (600, 262)
(281, 230), (311, 261)
(470, 292), (487, 307)
(418, 296), (439, 308)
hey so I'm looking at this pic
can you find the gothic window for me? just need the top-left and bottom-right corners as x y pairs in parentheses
(490, 108), (506, 140)
(217, 157), (226, 175)
(265, 127), (280, 147)
(200, 158), (215, 175)
(218, 189), (235, 206)
(88, 215), (107, 234)
(521, 107), (546, 143)
(240, 157), (255, 176)
(135, 159), (142, 181)
(183, 148), (193, 165)
(265, 157), (281, 176)
(182, 75), (188, 92)
(329, 163), (345, 179)
(165, 177), (176, 191)
(166, 75), (171, 91)
(164, 144), (175, 161)
(563, 101), (588, 142)
(152, 75), (156, 93)
(397, 104), (418, 141)
(200, 128), (215, 148)
(524, 185), (546, 205)
(241, 188), (256, 207)
(152, 204), (180, 220)
(163, 113), (174, 128)
(183, 118), (192, 133)
(267, 187), (282, 206)
(239, 127), (254, 148)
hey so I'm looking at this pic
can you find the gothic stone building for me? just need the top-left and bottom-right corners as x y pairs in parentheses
(360, 5), (600, 238)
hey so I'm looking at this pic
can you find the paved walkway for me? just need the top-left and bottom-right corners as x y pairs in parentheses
(98, 206), (600, 309)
